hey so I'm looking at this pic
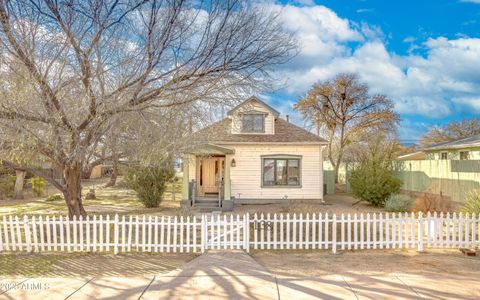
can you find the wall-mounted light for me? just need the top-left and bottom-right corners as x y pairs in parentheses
(231, 158), (236, 167)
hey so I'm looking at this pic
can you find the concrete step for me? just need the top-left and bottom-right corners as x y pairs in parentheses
(194, 202), (220, 208)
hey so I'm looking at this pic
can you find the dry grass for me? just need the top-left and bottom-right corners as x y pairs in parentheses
(0, 177), (183, 217)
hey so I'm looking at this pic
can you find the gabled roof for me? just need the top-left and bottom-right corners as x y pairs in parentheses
(423, 134), (480, 151)
(194, 118), (327, 144)
(227, 96), (280, 118)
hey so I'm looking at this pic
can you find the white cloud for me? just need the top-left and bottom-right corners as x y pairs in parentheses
(460, 0), (480, 3)
(267, 4), (480, 120)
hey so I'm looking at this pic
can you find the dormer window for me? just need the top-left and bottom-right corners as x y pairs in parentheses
(242, 113), (265, 133)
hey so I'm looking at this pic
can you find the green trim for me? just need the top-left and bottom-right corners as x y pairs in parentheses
(261, 156), (302, 188)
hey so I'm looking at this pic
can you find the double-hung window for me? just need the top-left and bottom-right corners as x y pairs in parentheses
(242, 113), (264, 133)
(262, 156), (301, 187)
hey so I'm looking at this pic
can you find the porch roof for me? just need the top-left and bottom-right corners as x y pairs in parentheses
(186, 143), (235, 155)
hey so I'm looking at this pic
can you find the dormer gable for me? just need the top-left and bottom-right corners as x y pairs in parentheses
(228, 96), (278, 135)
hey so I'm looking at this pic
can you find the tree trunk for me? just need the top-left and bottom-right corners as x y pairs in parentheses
(13, 170), (26, 199)
(104, 153), (119, 188)
(63, 162), (87, 219)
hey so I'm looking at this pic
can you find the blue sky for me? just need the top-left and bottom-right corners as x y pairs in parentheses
(262, 0), (480, 144)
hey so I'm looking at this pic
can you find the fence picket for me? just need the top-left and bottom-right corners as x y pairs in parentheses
(267, 213), (271, 250)
(286, 214), (290, 250)
(348, 214), (352, 250)
(148, 216), (153, 253)
(38, 215), (44, 252)
(340, 213), (345, 250)
(353, 213), (358, 250)
(372, 214), (377, 249)
(292, 213), (297, 250)
(280, 214), (284, 250)
(24, 216), (31, 252)
(366, 213), (371, 250)
(186, 216), (190, 253)
(360, 213), (364, 250)
(3, 216), (10, 251)
(114, 215), (119, 255)
(312, 213), (316, 250)
(324, 213), (329, 250)
(305, 213), (310, 250)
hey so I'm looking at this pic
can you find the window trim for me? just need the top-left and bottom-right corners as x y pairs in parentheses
(440, 152), (448, 160)
(459, 151), (470, 160)
(241, 113), (265, 133)
(261, 155), (302, 188)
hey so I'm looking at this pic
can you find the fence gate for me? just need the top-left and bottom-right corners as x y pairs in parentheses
(202, 214), (248, 251)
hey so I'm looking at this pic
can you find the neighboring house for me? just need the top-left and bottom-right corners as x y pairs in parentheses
(181, 96), (328, 211)
(397, 151), (426, 161)
(423, 134), (480, 160)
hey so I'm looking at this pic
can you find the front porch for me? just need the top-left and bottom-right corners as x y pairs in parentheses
(182, 144), (234, 211)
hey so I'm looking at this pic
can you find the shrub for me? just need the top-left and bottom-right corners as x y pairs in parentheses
(461, 190), (480, 214)
(412, 191), (456, 213)
(349, 157), (402, 207)
(46, 194), (64, 202)
(30, 176), (47, 197)
(385, 194), (413, 212)
(125, 163), (174, 208)
(0, 175), (16, 199)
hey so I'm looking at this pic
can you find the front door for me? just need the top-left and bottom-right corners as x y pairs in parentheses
(198, 156), (225, 195)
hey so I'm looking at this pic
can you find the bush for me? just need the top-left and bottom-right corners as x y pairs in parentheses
(349, 158), (402, 207)
(46, 194), (64, 202)
(31, 176), (47, 197)
(412, 191), (456, 213)
(0, 175), (16, 199)
(461, 190), (480, 214)
(385, 194), (413, 212)
(125, 163), (174, 208)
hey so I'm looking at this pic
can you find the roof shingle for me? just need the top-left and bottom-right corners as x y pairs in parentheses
(194, 118), (327, 144)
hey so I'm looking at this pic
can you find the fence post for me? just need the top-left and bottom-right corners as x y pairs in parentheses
(114, 214), (119, 255)
(417, 212), (424, 252)
(332, 214), (337, 254)
(24, 216), (31, 253)
(244, 213), (250, 253)
(201, 214), (205, 253)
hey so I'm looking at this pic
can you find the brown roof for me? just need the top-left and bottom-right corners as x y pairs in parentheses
(194, 118), (328, 144)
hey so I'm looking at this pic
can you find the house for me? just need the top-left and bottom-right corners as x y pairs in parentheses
(181, 96), (328, 211)
(397, 151), (426, 161)
(423, 134), (480, 160)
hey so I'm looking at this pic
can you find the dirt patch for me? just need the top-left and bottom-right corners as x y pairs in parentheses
(232, 192), (385, 215)
(252, 249), (480, 277)
(0, 253), (197, 277)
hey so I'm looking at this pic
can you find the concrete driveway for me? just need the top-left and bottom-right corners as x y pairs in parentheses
(1, 251), (479, 299)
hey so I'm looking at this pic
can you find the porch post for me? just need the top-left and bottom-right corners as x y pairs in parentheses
(182, 155), (190, 201)
(223, 154), (232, 209)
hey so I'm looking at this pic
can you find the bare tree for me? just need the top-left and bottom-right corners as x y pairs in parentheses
(295, 73), (399, 183)
(420, 119), (480, 147)
(0, 0), (295, 218)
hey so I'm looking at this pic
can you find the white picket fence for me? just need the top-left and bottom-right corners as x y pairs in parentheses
(0, 212), (478, 254)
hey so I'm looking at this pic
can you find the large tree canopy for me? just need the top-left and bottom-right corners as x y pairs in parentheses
(420, 119), (480, 147)
(0, 0), (296, 218)
(295, 73), (399, 183)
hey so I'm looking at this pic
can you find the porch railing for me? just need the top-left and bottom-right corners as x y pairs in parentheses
(189, 180), (196, 207)
(218, 179), (224, 208)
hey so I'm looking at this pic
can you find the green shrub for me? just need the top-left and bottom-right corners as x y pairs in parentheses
(125, 163), (174, 208)
(385, 194), (413, 212)
(461, 190), (480, 214)
(349, 158), (402, 207)
(0, 175), (16, 199)
(46, 194), (63, 202)
(31, 176), (47, 197)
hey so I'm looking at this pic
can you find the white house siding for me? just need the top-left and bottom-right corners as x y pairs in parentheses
(220, 143), (324, 202)
(426, 149), (480, 160)
(230, 101), (275, 135)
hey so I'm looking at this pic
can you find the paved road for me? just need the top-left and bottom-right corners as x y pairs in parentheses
(1, 251), (478, 299)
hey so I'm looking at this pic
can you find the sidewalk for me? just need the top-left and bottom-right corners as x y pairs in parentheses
(1, 250), (479, 299)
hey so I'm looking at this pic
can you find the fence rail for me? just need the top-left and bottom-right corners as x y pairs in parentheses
(0, 212), (478, 254)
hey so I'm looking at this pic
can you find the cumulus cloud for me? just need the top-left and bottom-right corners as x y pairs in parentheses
(267, 3), (480, 120)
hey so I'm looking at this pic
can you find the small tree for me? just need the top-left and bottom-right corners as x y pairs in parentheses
(125, 163), (175, 208)
(349, 136), (402, 207)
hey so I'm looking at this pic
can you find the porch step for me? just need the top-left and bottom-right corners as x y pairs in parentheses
(194, 202), (221, 208)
